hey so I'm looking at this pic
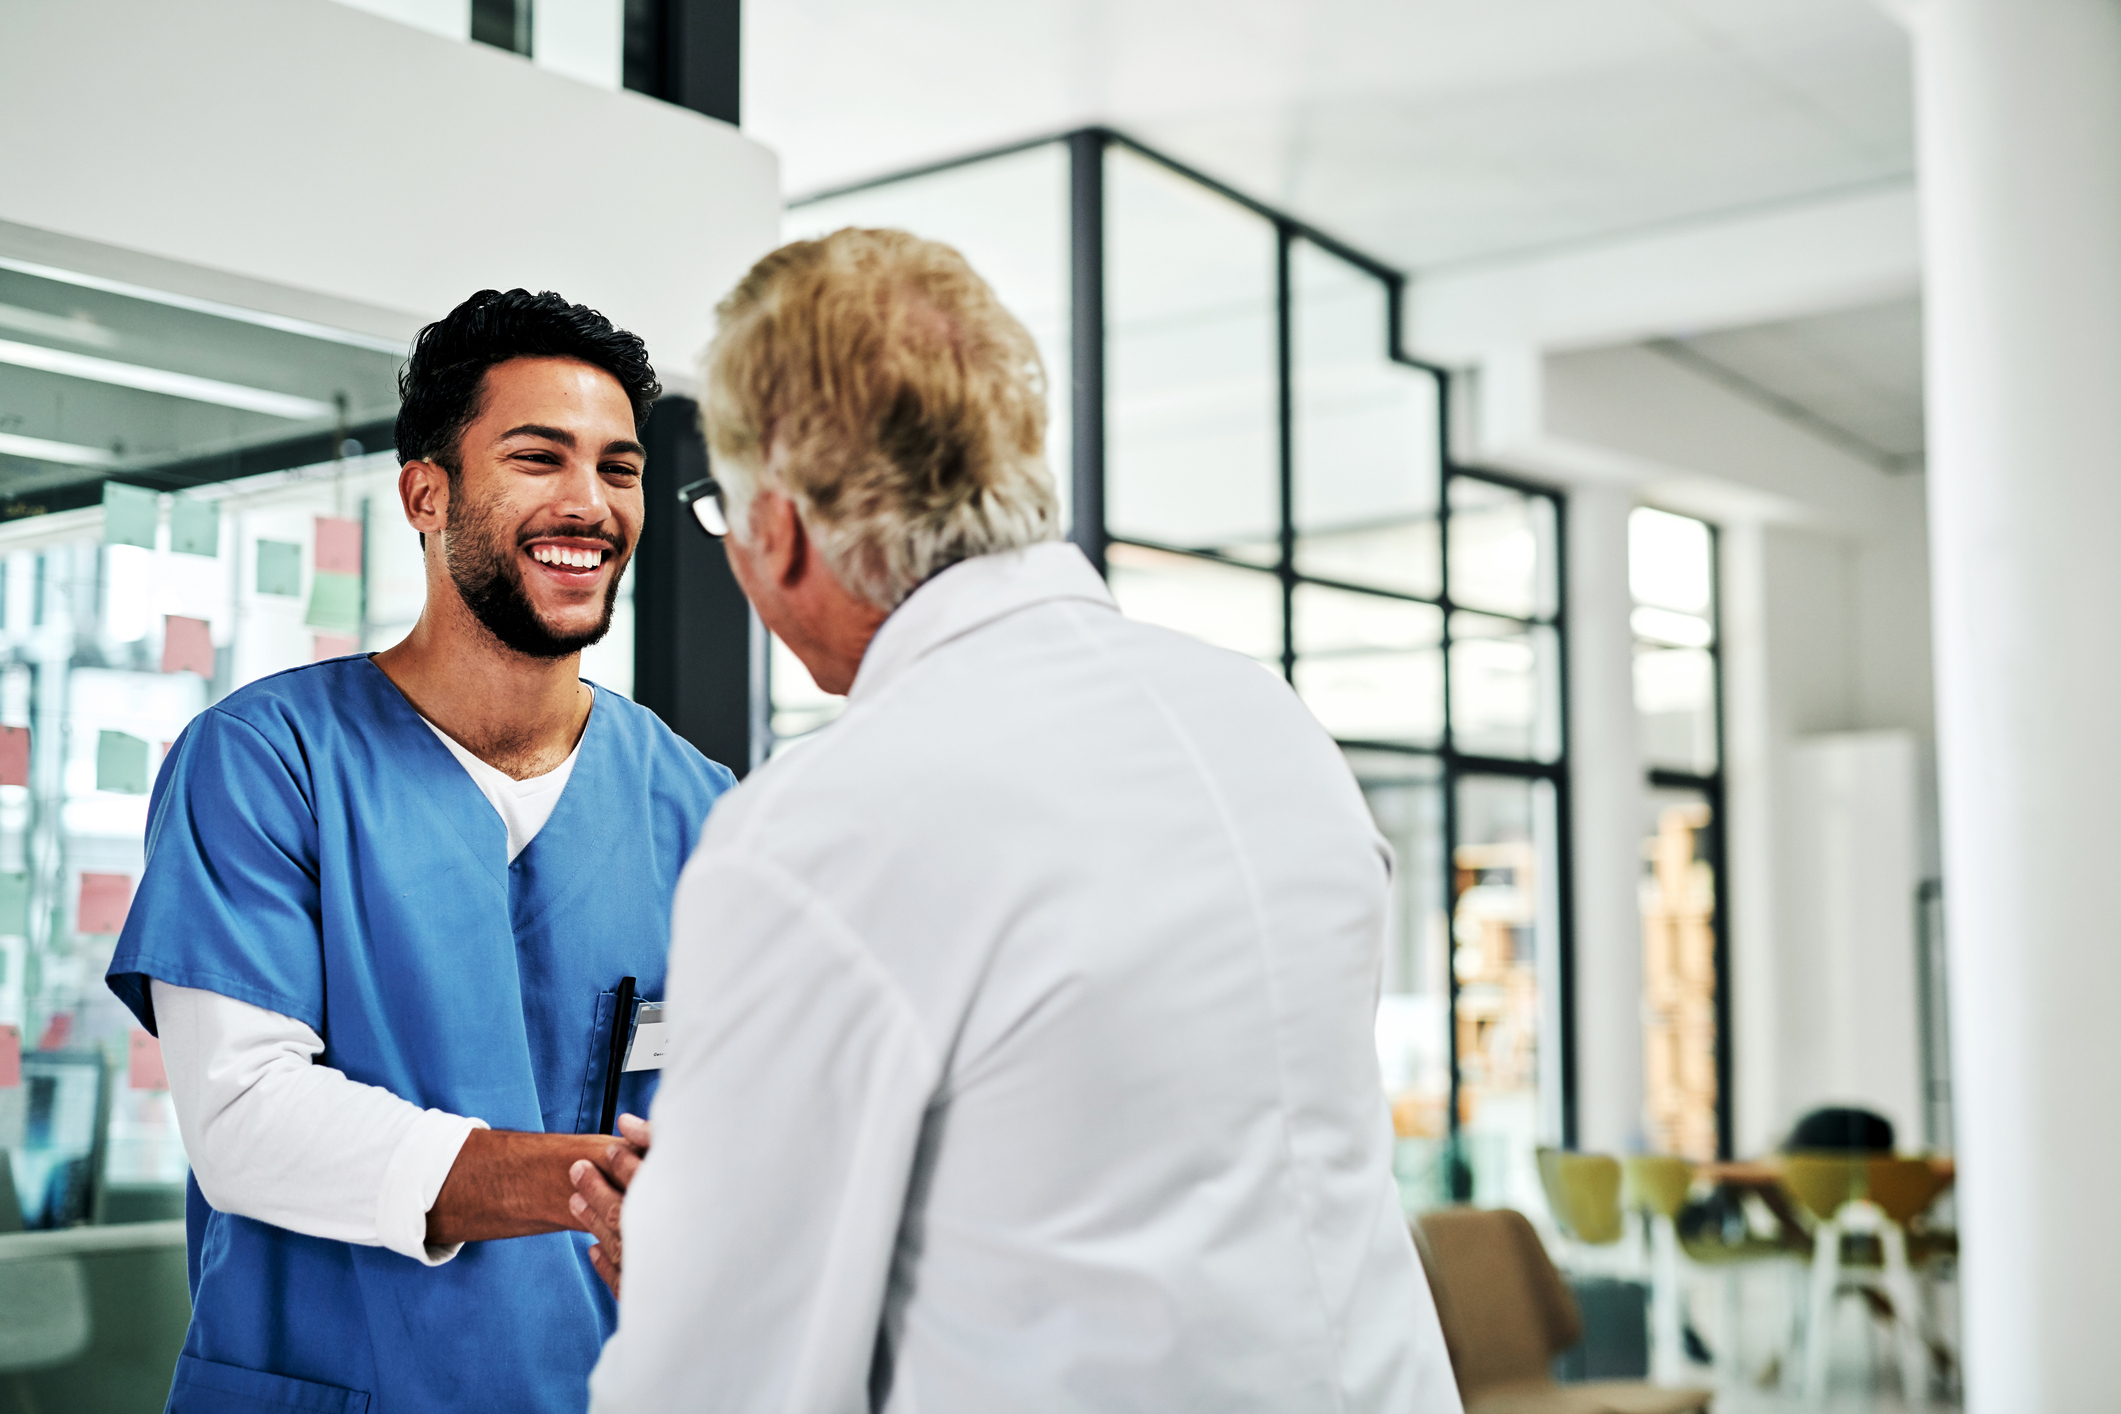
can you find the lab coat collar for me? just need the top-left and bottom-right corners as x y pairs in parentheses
(849, 541), (1115, 704)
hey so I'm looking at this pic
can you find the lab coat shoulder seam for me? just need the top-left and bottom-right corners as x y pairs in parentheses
(695, 846), (942, 1074)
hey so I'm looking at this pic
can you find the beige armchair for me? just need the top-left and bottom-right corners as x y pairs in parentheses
(1415, 1207), (1713, 1414)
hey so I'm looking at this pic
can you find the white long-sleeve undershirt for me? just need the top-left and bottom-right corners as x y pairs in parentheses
(154, 979), (486, 1264)
(152, 705), (585, 1263)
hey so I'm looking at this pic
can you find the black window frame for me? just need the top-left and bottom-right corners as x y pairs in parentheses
(782, 127), (1576, 1167)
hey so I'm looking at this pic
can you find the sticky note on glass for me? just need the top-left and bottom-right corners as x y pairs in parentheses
(97, 730), (150, 794)
(0, 1025), (19, 1088)
(0, 871), (30, 937)
(306, 571), (362, 633)
(257, 540), (302, 596)
(170, 496), (220, 557)
(315, 517), (363, 575)
(78, 872), (133, 935)
(162, 615), (215, 678)
(129, 1028), (168, 1090)
(0, 725), (26, 787)
(103, 482), (158, 550)
(313, 634), (359, 662)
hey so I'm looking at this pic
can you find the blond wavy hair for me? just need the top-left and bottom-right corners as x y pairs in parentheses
(700, 227), (1060, 610)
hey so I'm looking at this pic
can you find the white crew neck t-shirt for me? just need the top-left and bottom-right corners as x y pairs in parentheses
(419, 687), (588, 862)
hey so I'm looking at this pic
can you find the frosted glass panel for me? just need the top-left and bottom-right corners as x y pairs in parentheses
(1108, 543), (1280, 664)
(1292, 585), (1442, 746)
(1105, 146), (1278, 560)
(1349, 749), (1451, 1213)
(1292, 241), (1441, 598)
(1453, 774), (1562, 1212)
(1449, 612), (1561, 761)
(1448, 477), (1557, 620)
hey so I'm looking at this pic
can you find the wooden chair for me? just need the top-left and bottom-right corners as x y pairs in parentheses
(1417, 1207), (1713, 1414)
(1781, 1155), (1949, 1404)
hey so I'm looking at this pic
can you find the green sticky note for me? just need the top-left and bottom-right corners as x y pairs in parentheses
(257, 540), (302, 596)
(97, 730), (150, 795)
(170, 496), (220, 557)
(0, 871), (29, 937)
(305, 570), (362, 633)
(103, 482), (158, 549)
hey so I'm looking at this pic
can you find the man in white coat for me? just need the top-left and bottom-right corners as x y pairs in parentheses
(579, 228), (1460, 1412)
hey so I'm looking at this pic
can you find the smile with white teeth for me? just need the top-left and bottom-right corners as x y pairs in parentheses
(530, 545), (607, 569)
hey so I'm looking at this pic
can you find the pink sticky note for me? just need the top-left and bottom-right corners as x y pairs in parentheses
(312, 634), (359, 662)
(78, 872), (133, 936)
(0, 726), (26, 787)
(0, 1025), (19, 1087)
(162, 615), (215, 678)
(37, 1012), (72, 1052)
(315, 517), (363, 576)
(129, 1028), (168, 1090)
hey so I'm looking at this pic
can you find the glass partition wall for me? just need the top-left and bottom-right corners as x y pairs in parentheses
(784, 130), (1571, 1211)
(1630, 507), (1728, 1159)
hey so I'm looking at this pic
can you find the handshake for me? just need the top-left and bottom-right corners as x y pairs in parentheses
(569, 1114), (651, 1297)
(419, 1113), (652, 1296)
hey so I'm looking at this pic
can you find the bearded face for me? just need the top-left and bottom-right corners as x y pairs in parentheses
(443, 478), (630, 660)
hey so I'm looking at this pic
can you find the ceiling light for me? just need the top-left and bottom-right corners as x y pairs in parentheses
(0, 338), (333, 419)
(0, 432), (117, 467)
(0, 303), (120, 349)
(0, 257), (406, 355)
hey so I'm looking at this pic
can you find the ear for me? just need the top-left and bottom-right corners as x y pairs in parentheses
(400, 460), (449, 540)
(747, 490), (810, 590)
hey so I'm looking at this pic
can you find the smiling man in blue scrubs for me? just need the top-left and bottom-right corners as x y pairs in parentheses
(104, 289), (732, 1413)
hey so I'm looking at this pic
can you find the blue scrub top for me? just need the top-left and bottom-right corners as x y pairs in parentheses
(106, 656), (734, 1414)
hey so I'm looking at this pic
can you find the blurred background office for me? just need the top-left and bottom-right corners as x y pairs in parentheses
(0, 2), (2111, 1412)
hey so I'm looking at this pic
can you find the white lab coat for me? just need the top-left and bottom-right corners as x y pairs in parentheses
(591, 541), (1460, 1413)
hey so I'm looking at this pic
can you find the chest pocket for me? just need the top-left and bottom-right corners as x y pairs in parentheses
(570, 988), (660, 1135)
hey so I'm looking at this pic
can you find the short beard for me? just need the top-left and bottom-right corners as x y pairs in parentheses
(442, 486), (625, 660)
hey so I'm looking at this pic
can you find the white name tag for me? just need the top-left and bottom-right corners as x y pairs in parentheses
(621, 1002), (671, 1073)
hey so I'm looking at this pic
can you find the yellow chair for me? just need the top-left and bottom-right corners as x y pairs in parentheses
(1536, 1147), (1625, 1246)
(1782, 1155), (1946, 1404)
(1620, 1156), (1694, 1385)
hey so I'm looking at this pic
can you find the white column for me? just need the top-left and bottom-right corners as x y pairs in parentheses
(1716, 521), (1782, 1159)
(1908, 1), (2121, 1407)
(1565, 484), (1645, 1154)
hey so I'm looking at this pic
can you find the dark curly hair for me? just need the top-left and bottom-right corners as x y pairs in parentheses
(394, 288), (661, 482)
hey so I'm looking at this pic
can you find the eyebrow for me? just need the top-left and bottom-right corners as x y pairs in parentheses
(499, 424), (645, 459)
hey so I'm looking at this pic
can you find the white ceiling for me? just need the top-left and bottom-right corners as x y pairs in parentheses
(746, 0), (1914, 272)
(746, 0), (1922, 473)
(1658, 296), (1925, 470)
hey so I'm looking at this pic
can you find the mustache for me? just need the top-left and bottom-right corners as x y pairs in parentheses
(515, 525), (629, 555)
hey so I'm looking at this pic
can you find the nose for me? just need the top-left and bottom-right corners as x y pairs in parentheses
(552, 460), (612, 524)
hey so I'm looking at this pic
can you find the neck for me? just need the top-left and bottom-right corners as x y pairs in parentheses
(373, 579), (591, 780)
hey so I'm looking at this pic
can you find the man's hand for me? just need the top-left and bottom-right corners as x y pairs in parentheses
(570, 1113), (651, 1296)
(426, 1129), (635, 1247)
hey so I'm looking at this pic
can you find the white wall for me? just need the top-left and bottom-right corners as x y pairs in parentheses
(1565, 485), (1647, 1153)
(1780, 731), (1926, 1143)
(1722, 513), (1937, 1152)
(0, 0), (779, 376)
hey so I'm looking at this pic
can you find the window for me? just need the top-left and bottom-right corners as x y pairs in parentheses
(772, 131), (1572, 1212)
(1629, 507), (1727, 1159)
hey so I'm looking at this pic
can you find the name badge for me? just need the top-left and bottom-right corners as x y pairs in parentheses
(621, 1001), (671, 1073)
